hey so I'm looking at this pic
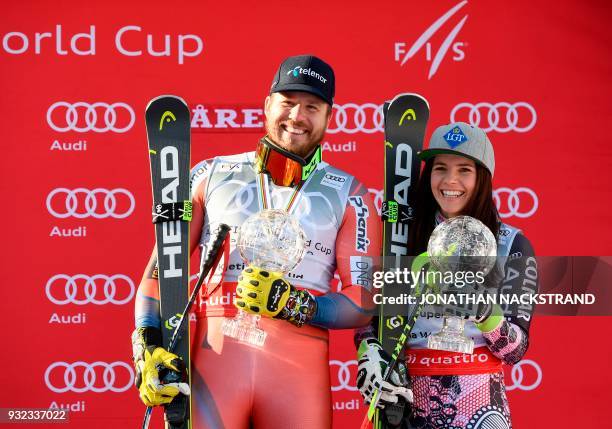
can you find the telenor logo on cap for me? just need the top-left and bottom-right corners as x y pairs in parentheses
(443, 126), (468, 148)
(287, 66), (328, 84)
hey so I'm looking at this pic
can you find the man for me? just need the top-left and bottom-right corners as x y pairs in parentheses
(132, 55), (381, 428)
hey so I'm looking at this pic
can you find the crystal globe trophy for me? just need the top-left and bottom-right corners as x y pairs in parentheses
(427, 216), (497, 354)
(222, 209), (307, 347)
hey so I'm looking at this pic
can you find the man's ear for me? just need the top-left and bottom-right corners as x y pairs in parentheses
(326, 103), (333, 126)
(264, 95), (272, 116)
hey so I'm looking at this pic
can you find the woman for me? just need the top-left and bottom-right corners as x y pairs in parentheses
(355, 122), (539, 429)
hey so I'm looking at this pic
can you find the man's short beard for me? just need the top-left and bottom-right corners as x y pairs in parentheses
(264, 121), (326, 158)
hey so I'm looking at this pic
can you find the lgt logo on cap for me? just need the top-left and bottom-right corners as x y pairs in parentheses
(444, 126), (468, 148)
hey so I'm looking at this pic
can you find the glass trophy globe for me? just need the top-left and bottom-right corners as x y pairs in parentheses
(426, 215), (497, 354)
(222, 209), (307, 347)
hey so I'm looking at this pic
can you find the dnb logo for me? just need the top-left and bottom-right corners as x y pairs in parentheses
(329, 360), (358, 392)
(45, 361), (133, 393)
(394, 0), (468, 79)
(47, 102), (135, 133)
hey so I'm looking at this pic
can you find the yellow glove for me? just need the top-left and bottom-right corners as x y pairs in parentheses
(235, 266), (317, 326)
(135, 347), (191, 407)
(236, 267), (291, 317)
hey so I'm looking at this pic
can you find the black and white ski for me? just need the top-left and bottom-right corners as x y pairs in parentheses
(145, 95), (192, 429)
(375, 93), (430, 429)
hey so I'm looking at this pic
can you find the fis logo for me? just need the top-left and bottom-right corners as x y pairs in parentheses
(348, 196), (370, 253)
(218, 162), (243, 173)
(444, 126), (468, 148)
(394, 0), (468, 79)
(159, 111), (177, 131)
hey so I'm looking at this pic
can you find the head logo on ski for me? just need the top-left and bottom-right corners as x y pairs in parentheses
(398, 108), (417, 125)
(159, 110), (177, 130)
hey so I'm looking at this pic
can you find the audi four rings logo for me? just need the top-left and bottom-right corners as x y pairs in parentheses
(325, 174), (346, 183)
(46, 188), (135, 219)
(330, 360), (358, 392)
(47, 102), (136, 133)
(493, 187), (539, 219)
(45, 361), (134, 393)
(46, 274), (135, 305)
(328, 103), (384, 134)
(506, 359), (542, 391)
(450, 102), (537, 133)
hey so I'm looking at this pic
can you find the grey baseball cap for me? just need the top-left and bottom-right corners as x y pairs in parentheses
(418, 122), (495, 176)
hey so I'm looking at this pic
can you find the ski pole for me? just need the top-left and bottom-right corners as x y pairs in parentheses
(362, 252), (431, 427)
(142, 223), (231, 429)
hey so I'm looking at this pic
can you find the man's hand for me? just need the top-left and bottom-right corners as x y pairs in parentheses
(235, 266), (317, 327)
(236, 267), (291, 317)
(131, 328), (190, 407)
(136, 347), (191, 407)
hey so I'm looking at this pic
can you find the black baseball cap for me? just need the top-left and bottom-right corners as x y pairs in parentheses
(269, 55), (335, 105)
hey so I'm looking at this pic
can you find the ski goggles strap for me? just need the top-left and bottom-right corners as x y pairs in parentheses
(301, 145), (322, 181)
(255, 136), (321, 187)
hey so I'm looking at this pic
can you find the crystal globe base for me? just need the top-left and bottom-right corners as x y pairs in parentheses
(223, 209), (306, 348)
(222, 311), (267, 347)
(427, 316), (474, 354)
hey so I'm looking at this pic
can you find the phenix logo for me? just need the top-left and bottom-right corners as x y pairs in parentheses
(349, 196), (370, 253)
(394, 0), (468, 79)
(287, 66), (328, 83)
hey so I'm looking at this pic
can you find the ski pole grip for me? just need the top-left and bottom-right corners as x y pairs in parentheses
(201, 224), (231, 274)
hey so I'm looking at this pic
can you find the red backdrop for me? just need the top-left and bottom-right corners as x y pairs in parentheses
(1, 0), (611, 427)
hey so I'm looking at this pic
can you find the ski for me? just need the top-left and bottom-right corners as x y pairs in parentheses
(376, 93), (430, 429)
(145, 95), (192, 429)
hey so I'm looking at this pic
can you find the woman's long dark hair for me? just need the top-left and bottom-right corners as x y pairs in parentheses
(408, 158), (500, 254)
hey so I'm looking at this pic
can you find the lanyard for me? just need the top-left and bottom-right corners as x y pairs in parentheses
(256, 170), (316, 214)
